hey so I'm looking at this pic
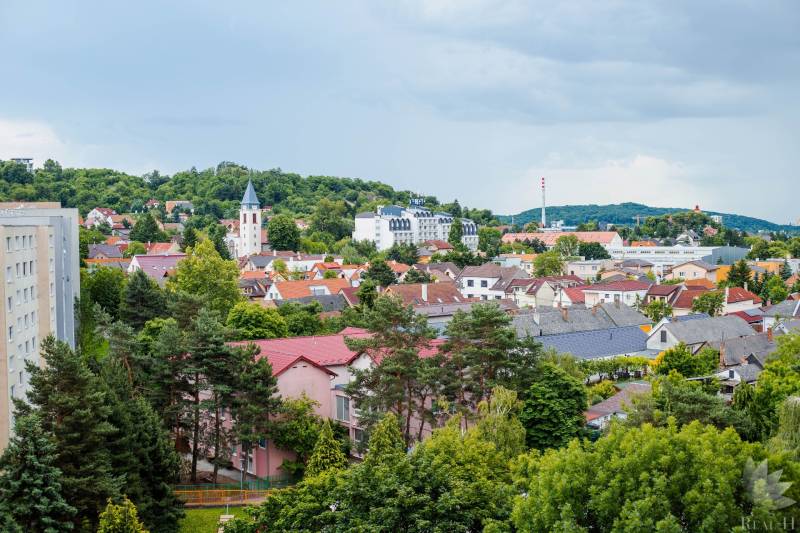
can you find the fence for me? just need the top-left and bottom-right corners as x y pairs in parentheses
(175, 475), (293, 492)
(174, 489), (272, 507)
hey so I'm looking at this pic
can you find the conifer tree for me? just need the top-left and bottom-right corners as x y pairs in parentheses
(448, 217), (464, 247)
(25, 336), (122, 529)
(305, 421), (348, 477)
(181, 226), (198, 252)
(0, 412), (76, 531)
(97, 497), (148, 533)
(129, 212), (166, 243)
(364, 412), (406, 465)
(120, 269), (165, 329)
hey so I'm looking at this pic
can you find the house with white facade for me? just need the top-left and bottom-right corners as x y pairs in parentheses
(581, 280), (652, 308)
(606, 245), (749, 275)
(646, 315), (755, 352)
(456, 264), (528, 300)
(353, 203), (478, 251)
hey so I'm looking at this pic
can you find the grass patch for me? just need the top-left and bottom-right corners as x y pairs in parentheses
(179, 506), (243, 533)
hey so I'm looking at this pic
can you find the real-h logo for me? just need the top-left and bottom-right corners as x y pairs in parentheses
(744, 457), (795, 511)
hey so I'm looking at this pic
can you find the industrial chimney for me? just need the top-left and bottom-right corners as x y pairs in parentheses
(541, 176), (547, 229)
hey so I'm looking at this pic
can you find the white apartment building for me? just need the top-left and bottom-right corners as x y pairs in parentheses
(0, 202), (79, 450)
(353, 204), (478, 251)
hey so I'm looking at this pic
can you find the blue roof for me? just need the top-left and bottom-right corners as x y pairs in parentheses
(535, 325), (649, 360)
(241, 179), (260, 207)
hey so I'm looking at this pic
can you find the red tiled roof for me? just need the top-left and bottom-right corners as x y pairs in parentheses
(385, 282), (464, 306)
(422, 240), (453, 250)
(684, 279), (716, 289)
(232, 328), (372, 367)
(146, 242), (177, 255)
(339, 286), (361, 306)
(672, 288), (709, 309)
(273, 278), (351, 299)
(313, 262), (343, 270)
(648, 284), (682, 296)
(727, 310), (762, 325)
(562, 286), (587, 304)
(630, 241), (657, 247)
(387, 261), (410, 274)
(240, 270), (268, 280)
(727, 287), (762, 304)
(582, 280), (652, 292)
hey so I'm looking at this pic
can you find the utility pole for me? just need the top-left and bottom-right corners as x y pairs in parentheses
(541, 176), (546, 229)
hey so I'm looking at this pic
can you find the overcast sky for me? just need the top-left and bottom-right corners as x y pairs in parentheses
(1, 1), (798, 222)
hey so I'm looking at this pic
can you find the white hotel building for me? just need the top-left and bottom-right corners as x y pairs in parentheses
(0, 202), (80, 450)
(353, 204), (479, 251)
(607, 245), (749, 274)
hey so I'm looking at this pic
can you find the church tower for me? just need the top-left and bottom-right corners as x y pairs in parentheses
(239, 179), (261, 257)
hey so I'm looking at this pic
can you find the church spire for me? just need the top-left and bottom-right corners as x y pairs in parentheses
(241, 178), (260, 207)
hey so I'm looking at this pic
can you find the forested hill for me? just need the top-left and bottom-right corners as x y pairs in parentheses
(500, 202), (797, 233)
(0, 159), (498, 224)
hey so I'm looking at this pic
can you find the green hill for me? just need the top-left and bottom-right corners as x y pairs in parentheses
(500, 202), (797, 234)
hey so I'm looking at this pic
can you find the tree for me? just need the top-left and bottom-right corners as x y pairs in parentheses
(0, 413), (76, 531)
(129, 213), (166, 243)
(124, 241), (146, 258)
(478, 227), (502, 257)
(748, 238), (771, 260)
(780, 260), (793, 281)
(533, 250), (564, 277)
(727, 259), (752, 288)
(448, 217), (463, 247)
(764, 274), (789, 304)
(226, 301), (288, 340)
(181, 226), (198, 251)
(97, 497), (148, 533)
(167, 238), (242, 318)
(578, 241), (610, 260)
(86, 267), (126, 319)
(691, 290), (725, 316)
(277, 301), (324, 336)
(363, 260), (397, 287)
(653, 343), (718, 377)
(403, 268), (432, 284)
(310, 199), (352, 241)
(268, 396), (328, 477)
(642, 299), (673, 322)
(519, 363), (586, 450)
(305, 421), (349, 477)
(267, 215), (300, 251)
(120, 269), (165, 329)
(24, 336), (122, 529)
(355, 279), (378, 309)
(511, 421), (776, 532)
(554, 234), (580, 257)
(386, 242), (419, 266)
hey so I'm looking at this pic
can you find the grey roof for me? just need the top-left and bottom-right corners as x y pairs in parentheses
(536, 325), (650, 360)
(707, 332), (778, 366)
(513, 304), (650, 337)
(718, 364), (762, 383)
(279, 294), (349, 312)
(247, 255), (278, 268)
(355, 212), (375, 219)
(241, 179), (260, 206)
(675, 259), (719, 271)
(672, 313), (711, 322)
(659, 315), (755, 346)
(763, 300), (800, 318)
(620, 259), (654, 268)
(88, 243), (123, 259)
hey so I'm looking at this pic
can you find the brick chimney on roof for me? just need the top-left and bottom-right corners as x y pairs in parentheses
(767, 327), (774, 342)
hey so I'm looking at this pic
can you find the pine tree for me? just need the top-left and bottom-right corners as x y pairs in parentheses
(25, 336), (122, 529)
(0, 412), (76, 531)
(130, 213), (165, 243)
(97, 497), (148, 533)
(181, 226), (198, 252)
(448, 217), (464, 247)
(780, 260), (793, 281)
(305, 421), (348, 477)
(363, 413), (405, 465)
(120, 269), (165, 329)
(726, 259), (752, 289)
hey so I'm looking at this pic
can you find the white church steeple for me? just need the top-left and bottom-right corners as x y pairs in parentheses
(239, 178), (261, 257)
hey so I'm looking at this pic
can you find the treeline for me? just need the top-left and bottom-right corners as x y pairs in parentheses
(0, 159), (500, 225)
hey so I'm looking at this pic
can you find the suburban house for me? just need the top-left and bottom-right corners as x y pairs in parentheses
(664, 260), (719, 283)
(762, 300), (800, 330)
(512, 275), (584, 308)
(581, 280), (652, 308)
(127, 253), (186, 285)
(646, 315), (755, 352)
(241, 253), (341, 274)
(165, 200), (193, 214)
(277, 294), (350, 316)
(585, 383), (652, 429)
(420, 240), (453, 254)
(496, 253), (539, 275)
(145, 241), (181, 255)
(552, 285), (590, 307)
(566, 259), (615, 281)
(456, 264), (529, 300)
(416, 300), (519, 334)
(384, 282), (467, 307)
(645, 284), (684, 305)
(512, 303), (650, 337)
(619, 259), (655, 273)
(265, 278), (351, 301)
(87, 243), (123, 260)
(536, 325), (652, 361)
(412, 262), (462, 281)
(85, 207), (117, 228)
(501, 231), (623, 250)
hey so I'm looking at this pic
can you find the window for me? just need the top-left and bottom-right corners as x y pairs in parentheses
(5, 237), (10, 252)
(7, 326), (13, 341)
(5, 266), (11, 283)
(258, 438), (267, 449)
(252, 213), (257, 224)
(336, 396), (350, 422)
(6, 297), (12, 313)
(480, 280), (488, 288)
(23, 288), (28, 303)
(354, 428), (365, 446)
(467, 280), (474, 287)
(660, 330), (667, 343)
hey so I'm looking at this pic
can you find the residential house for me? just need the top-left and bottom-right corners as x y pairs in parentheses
(412, 262), (462, 282)
(762, 300), (800, 330)
(585, 383), (652, 429)
(145, 241), (181, 255)
(501, 231), (623, 250)
(536, 325), (652, 361)
(84, 258), (131, 272)
(581, 280), (652, 308)
(416, 300), (519, 334)
(87, 243), (123, 260)
(241, 253), (342, 274)
(277, 294), (350, 316)
(565, 259), (615, 281)
(664, 260), (719, 283)
(645, 284), (684, 305)
(85, 207), (117, 228)
(646, 315), (755, 352)
(384, 282), (467, 306)
(512, 303), (650, 337)
(265, 278), (351, 301)
(420, 240), (453, 254)
(238, 277), (270, 300)
(512, 275), (584, 308)
(127, 254), (186, 286)
(456, 264), (529, 300)
(497, 253), (539, 275)
(165, 200), (193, 214)
(723, 286), (763, 314)
(619, 259), (655, 273)
(385, 260), (411, 282)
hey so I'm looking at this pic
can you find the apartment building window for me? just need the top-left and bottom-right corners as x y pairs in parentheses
(5, 237), (10, 252)
(15, 236), (20, 250)
(16, 263), (20, 277)
(24, 314), (29, 329)
(32, 336), (36, 350)
(6, 266), (11, 283)
(660, 330), (667, 343)
(23, 288), (28, 303)
(19, 371), (23, 384)
(31, 311), (36, 325)
(480, 280), (488, 288)
(29, 261), (34, 275)
(467, 279), (474, 287)
(336, 396), (350, 422)
(15, 290), (20, 305)
(353, 428), (365, 447)
(6, 297), (12, 313)
(30, 285), (35, 299)
(7, 326), (13, 341)
(258, 438), (267, 448)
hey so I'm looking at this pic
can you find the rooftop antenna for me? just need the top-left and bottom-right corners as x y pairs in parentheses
(541, 176), (547, 229)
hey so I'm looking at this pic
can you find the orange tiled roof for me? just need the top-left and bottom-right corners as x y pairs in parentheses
(684, 278), (716, 289)
(273, 278), (351, 299)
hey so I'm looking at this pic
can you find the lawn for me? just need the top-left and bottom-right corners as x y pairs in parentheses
(179, 506), (244, 533)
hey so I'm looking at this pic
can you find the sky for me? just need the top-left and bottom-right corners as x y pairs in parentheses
(1, 1), (798, 222)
